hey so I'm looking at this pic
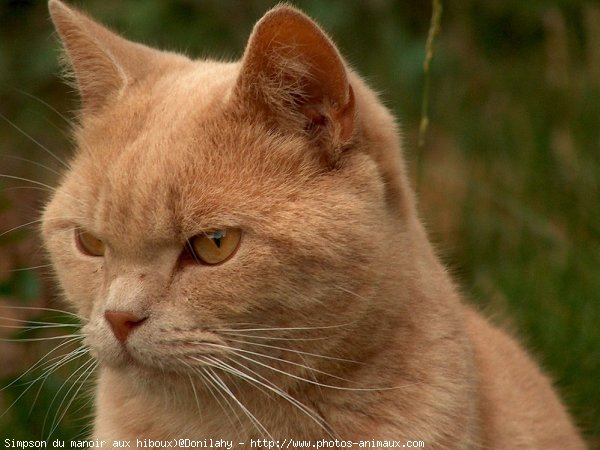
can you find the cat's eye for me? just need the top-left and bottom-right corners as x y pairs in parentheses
(75, 228), (105, 257)
(187, 228), (242, 265)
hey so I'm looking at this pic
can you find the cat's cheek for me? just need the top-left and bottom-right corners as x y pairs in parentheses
(44, 229), (103, 318)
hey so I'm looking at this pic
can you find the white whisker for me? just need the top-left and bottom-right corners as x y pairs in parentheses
(0, 324), (80, 331)
(1, 154), (63, 177)
(224, 345), (410, 392)
(215, 321), (357, 333)
(12, 88), (72, 125)
(219, 331), (332, 342)
(0, 316), (80, 328)
(197, 341), (359, 386)
(1, 334), (84, 343)
(203, 364), (273, 441)
(0, 174), (59, 192)
(0, 306), (81, 319)
(0, 113), (69, 169)
(0, 218), (45, 239)
(201, 370), (245, 431)
(222, 336), (362, 364)
(9, 264), (53, 272)
(187, 373), (203, 421)
(217, 355), (336, 439)
(46, 358), (97, 440)
(0, 345), (88, 421)
(200, 356), (274, 400)
(1, 336), (85, 392)
(331, 284), (370, 302)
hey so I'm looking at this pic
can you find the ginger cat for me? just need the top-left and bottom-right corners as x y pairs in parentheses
(42, 1), (585, 448)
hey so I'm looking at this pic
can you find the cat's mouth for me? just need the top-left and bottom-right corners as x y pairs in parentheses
(91, 327), (231, 377)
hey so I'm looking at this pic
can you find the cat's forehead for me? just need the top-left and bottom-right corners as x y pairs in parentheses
(67, 63), (321, 241)
(87, 61), (238, 142)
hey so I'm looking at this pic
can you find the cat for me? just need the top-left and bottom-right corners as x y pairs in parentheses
(39, 0), (586, 448)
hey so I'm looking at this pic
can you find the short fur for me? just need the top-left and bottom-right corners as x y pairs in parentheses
(42, 1), (585, 448)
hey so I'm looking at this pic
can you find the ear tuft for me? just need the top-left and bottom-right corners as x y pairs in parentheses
(236, 6), (355, 151)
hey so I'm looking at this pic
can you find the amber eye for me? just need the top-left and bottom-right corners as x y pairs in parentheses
(75, 228), (105, 257)
(187, 228), (242, 265)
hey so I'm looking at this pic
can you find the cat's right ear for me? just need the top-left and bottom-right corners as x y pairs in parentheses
(48, 0), (160, 115)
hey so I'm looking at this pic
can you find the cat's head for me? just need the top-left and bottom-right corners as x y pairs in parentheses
(43, 0), (419, 393)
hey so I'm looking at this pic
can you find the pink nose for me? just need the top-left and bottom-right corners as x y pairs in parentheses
(104, 311), (147, 343)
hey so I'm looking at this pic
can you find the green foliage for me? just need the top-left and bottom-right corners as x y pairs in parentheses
(0, 0), (598, 446)
(0, 270), (41, 303)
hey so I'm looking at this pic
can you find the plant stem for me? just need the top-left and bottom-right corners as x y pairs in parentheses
(417, 0), (443, 191)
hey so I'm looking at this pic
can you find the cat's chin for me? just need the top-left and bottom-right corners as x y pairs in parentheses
(97, 350), (191, 384)
(92, 343), (218, 385)
(91, 345), (147, 373)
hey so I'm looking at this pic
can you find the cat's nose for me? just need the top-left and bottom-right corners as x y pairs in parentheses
(104, 310), (148, 343)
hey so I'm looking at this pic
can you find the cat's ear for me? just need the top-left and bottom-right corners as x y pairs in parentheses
(48, 0), (160, 115)
(235, 6), (355, 151)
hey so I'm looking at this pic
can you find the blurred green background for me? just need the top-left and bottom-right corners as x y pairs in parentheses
(0, 0), (598, 446)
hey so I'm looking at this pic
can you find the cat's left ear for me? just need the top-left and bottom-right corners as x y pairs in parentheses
(49, 0), (164, 116)
(235, 6), (355, 154)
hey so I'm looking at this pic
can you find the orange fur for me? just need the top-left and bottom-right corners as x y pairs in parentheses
(42, 1), (585, 448)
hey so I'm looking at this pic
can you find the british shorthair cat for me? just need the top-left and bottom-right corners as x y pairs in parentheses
(41, 1), (585, 448)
